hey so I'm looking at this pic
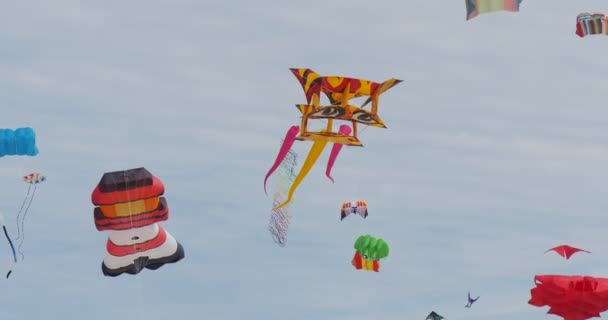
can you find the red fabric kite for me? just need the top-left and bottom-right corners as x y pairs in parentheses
(351, 251), (379, 272)
(545, 245), (591, 260)
(529, 275), (608, 320)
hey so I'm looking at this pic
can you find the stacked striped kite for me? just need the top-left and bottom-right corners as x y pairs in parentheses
(91, 167), (184, 277)
(576, 13), (608, 37)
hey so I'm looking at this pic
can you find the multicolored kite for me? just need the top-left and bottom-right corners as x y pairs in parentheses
(576, 13), (608, 37)
(545, 245), (591, 260)
(466, 0), (523, 21)
(351, 234), (389, 272)
(0, 127), (38, 157)
(341, 200), (368, 221)
(23, 173), (45, 184)
(0, 130), (40, 278)
(529, 275), (608, 320)
(265, 68), (401, 210)
(0, 173), (45, 278)
(91, 167), (184, 276)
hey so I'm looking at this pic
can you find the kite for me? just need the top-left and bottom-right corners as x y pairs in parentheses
(0, 172), (46, 279)
(576, 13), (608, 37)
(465, 291), (479, 308)
(340, 200), (368, 221)
(351, 234), (389, 272)
(545, 245), (590, 260)
(0, 129), (40, 277)
(529, 275), (608, 320)
(426, 311), (445, 320)
(466, 0), (523, 21)
(265, 68), (401, 210)
(0, 127), (39, 157)
(91, 167), (184, 276)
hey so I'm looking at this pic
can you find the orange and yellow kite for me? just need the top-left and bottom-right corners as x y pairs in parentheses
(264, 68), (401, 209)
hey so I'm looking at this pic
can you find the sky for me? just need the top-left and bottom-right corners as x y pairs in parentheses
(1, 0), (608, 319)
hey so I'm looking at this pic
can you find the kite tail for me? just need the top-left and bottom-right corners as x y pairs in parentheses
(0, 214), (16, 264)
(2, 226), (16, 263)
(17, 184), (37, 261)
(264, 125), (299, 195)
(14, 183), (32, 241)
(325, 125), (352, 183)
(274, 139), (328, 210)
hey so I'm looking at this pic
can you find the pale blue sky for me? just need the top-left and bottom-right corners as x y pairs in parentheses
(2, 1), (608, 319)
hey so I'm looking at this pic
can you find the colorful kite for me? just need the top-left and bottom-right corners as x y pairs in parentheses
(0, 131), (40, 278)
(340, 200), (368, 221)
(466, 0), (523, 21)
(545, 245), (591, 260)
(352, 234), (389, 272)
(265, 68), (401, 210)
(576, 13), (608, 37)
(426, 311), (445, 320)
(529, 275), (608, 320)
(91, 167), (184, 276)
(0, 127), (38, 157)
(465, 291), (479, 308)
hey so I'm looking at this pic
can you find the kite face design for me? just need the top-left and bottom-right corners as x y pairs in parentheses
(264, 69), (400, 210)
(297, 105), (386, 128)
(352, 234), (389, 272)
(576, 13), (608, 37)
(340, 201), (368, 221)
(91, 167), (184, 276)
(529, 275), (608, 320)
(290, 68), (400, 147)
(465, 0), (522, 21)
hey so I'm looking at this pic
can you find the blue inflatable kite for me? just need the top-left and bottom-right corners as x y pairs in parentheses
(0, 127), (39, 157)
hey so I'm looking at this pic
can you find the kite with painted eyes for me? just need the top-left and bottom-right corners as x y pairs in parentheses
(351, 234), (389, 272)
(264, 68), (401, 209)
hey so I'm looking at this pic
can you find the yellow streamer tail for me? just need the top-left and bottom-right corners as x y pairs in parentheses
(273, 140), (328, 209)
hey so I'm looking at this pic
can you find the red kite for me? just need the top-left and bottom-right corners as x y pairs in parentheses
(545, 245), (591, 260)
(529, 275), (608, 320)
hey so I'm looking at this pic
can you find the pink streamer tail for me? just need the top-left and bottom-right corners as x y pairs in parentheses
(264, 125), (299, 194)
(325, 125), (352, 183)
